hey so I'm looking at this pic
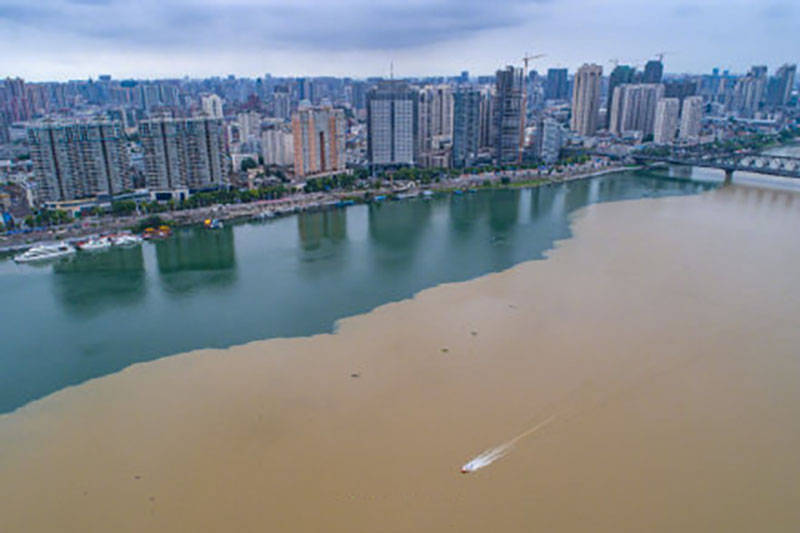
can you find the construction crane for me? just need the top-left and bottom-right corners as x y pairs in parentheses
(522, 53), (546, 75)
(519, 53), (546, 165)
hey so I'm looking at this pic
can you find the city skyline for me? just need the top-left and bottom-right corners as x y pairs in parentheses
(0, 0), (798, 81)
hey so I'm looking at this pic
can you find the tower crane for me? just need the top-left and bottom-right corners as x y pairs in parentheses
(522, 53), (546, 76)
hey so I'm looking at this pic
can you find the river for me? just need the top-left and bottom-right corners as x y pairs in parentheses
(2, 161), (800, 531)
(0, 168), (717, 413)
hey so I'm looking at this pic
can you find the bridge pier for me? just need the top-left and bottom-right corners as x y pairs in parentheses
(724, 169), (734, 184)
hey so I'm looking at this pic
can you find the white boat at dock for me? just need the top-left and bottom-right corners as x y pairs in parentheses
(111, 234), (143, 247)
(13, 243), (76, 263)
(78, 236), (113, 252)
(396, 191), (420, 200)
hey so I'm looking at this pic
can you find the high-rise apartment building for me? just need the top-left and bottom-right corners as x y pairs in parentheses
(766, 64), (796, 107)
(347, 81), (368, 111)
(418, 85), (454, 155)
(366, 81), (419, 167)
(730, 65), (768, 117)
(545, 68), (569, 100)
(201, 94), (224, 119)
(570, 64), (603, 136)
(607, 65), (636, 127)
(452, 88), (481, 167)
(493, 66), (524, 164)
(653, 98), (680, 144)
(291, 105), (346, 178)
(28, 120), (130, 202)
(609, 83), (665, 137)
(297, 78), (313, 103)
(139, 117), (226, 191)
(237, 111), (262, 140)
(679, 96), (704, 142)
(478, 87), (495, 150)
(0, 112), (10, 144)
(643, 60), (664, 84)
(664, 79), (698, 108)
(261, 124), (294, 167)
(1, 77), (32, 122)
(535, 118), (564, 164)
(732, 74), (765, 117)
(271, 86), (291, 120)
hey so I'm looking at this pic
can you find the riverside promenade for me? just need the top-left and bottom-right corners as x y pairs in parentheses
(1, 159), (622, 254)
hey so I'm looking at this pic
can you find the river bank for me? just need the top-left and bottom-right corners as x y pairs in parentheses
(2, 183), (798, 532)
(0, 160), (625, 255)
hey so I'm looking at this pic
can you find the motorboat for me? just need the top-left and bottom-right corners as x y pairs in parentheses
(204, 218), (224, 229)
(395, 191), (420, 200)
(111, 234), (143, 247)
(13, 243), (76, 263)
(79, 236), (112, 252)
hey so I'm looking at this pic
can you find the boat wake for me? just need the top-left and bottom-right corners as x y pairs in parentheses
(460, 415), (557, 474)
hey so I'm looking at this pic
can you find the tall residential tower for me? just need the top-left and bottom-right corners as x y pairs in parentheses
(139, 117), (226, 191)
(570, 64), (603, 136)
(366, 81), (419, 167)
(28, 120), (130, 202)
(452, 88), (481, 167)
(492, 66), (524, 164)
(653, 98), (680, 144)
(292, 105), (346, 178)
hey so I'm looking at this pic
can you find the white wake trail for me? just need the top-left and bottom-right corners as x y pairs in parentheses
(460, 415), (557, 474)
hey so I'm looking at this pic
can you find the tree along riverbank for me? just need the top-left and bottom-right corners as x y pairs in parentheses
(1, 160), (626, 255)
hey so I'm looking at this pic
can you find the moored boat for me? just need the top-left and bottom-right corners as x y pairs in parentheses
(13, 243), (76, 263)
(111, 234), (144, 247)
(78, 236), (112, 252)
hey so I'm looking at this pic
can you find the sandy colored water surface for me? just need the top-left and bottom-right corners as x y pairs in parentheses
(1, 185), (799, 532)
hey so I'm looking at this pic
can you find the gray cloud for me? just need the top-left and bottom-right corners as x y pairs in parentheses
(0, 0), (546, 51)
(0, 0), (798, 80)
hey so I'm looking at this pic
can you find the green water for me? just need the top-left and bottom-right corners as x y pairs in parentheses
(0, 169), (719, 413)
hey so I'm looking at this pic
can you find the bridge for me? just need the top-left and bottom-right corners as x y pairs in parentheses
(631, 150), (800, 182)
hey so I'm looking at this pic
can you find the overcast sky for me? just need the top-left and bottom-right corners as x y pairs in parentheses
(1, 0), (798, 81)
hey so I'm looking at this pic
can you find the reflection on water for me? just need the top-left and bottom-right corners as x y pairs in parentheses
(488, 189), (519, 234)
(297, 209), (347, 252)
(0, 170), (726, 413)
(155, 226), (237, 295)
(368, 200), (433, 271)
(296, 209), (350, 278)
(717, 181), (798, 209)
(51, 247), (145, 317)
(449, 192), (488, 236)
